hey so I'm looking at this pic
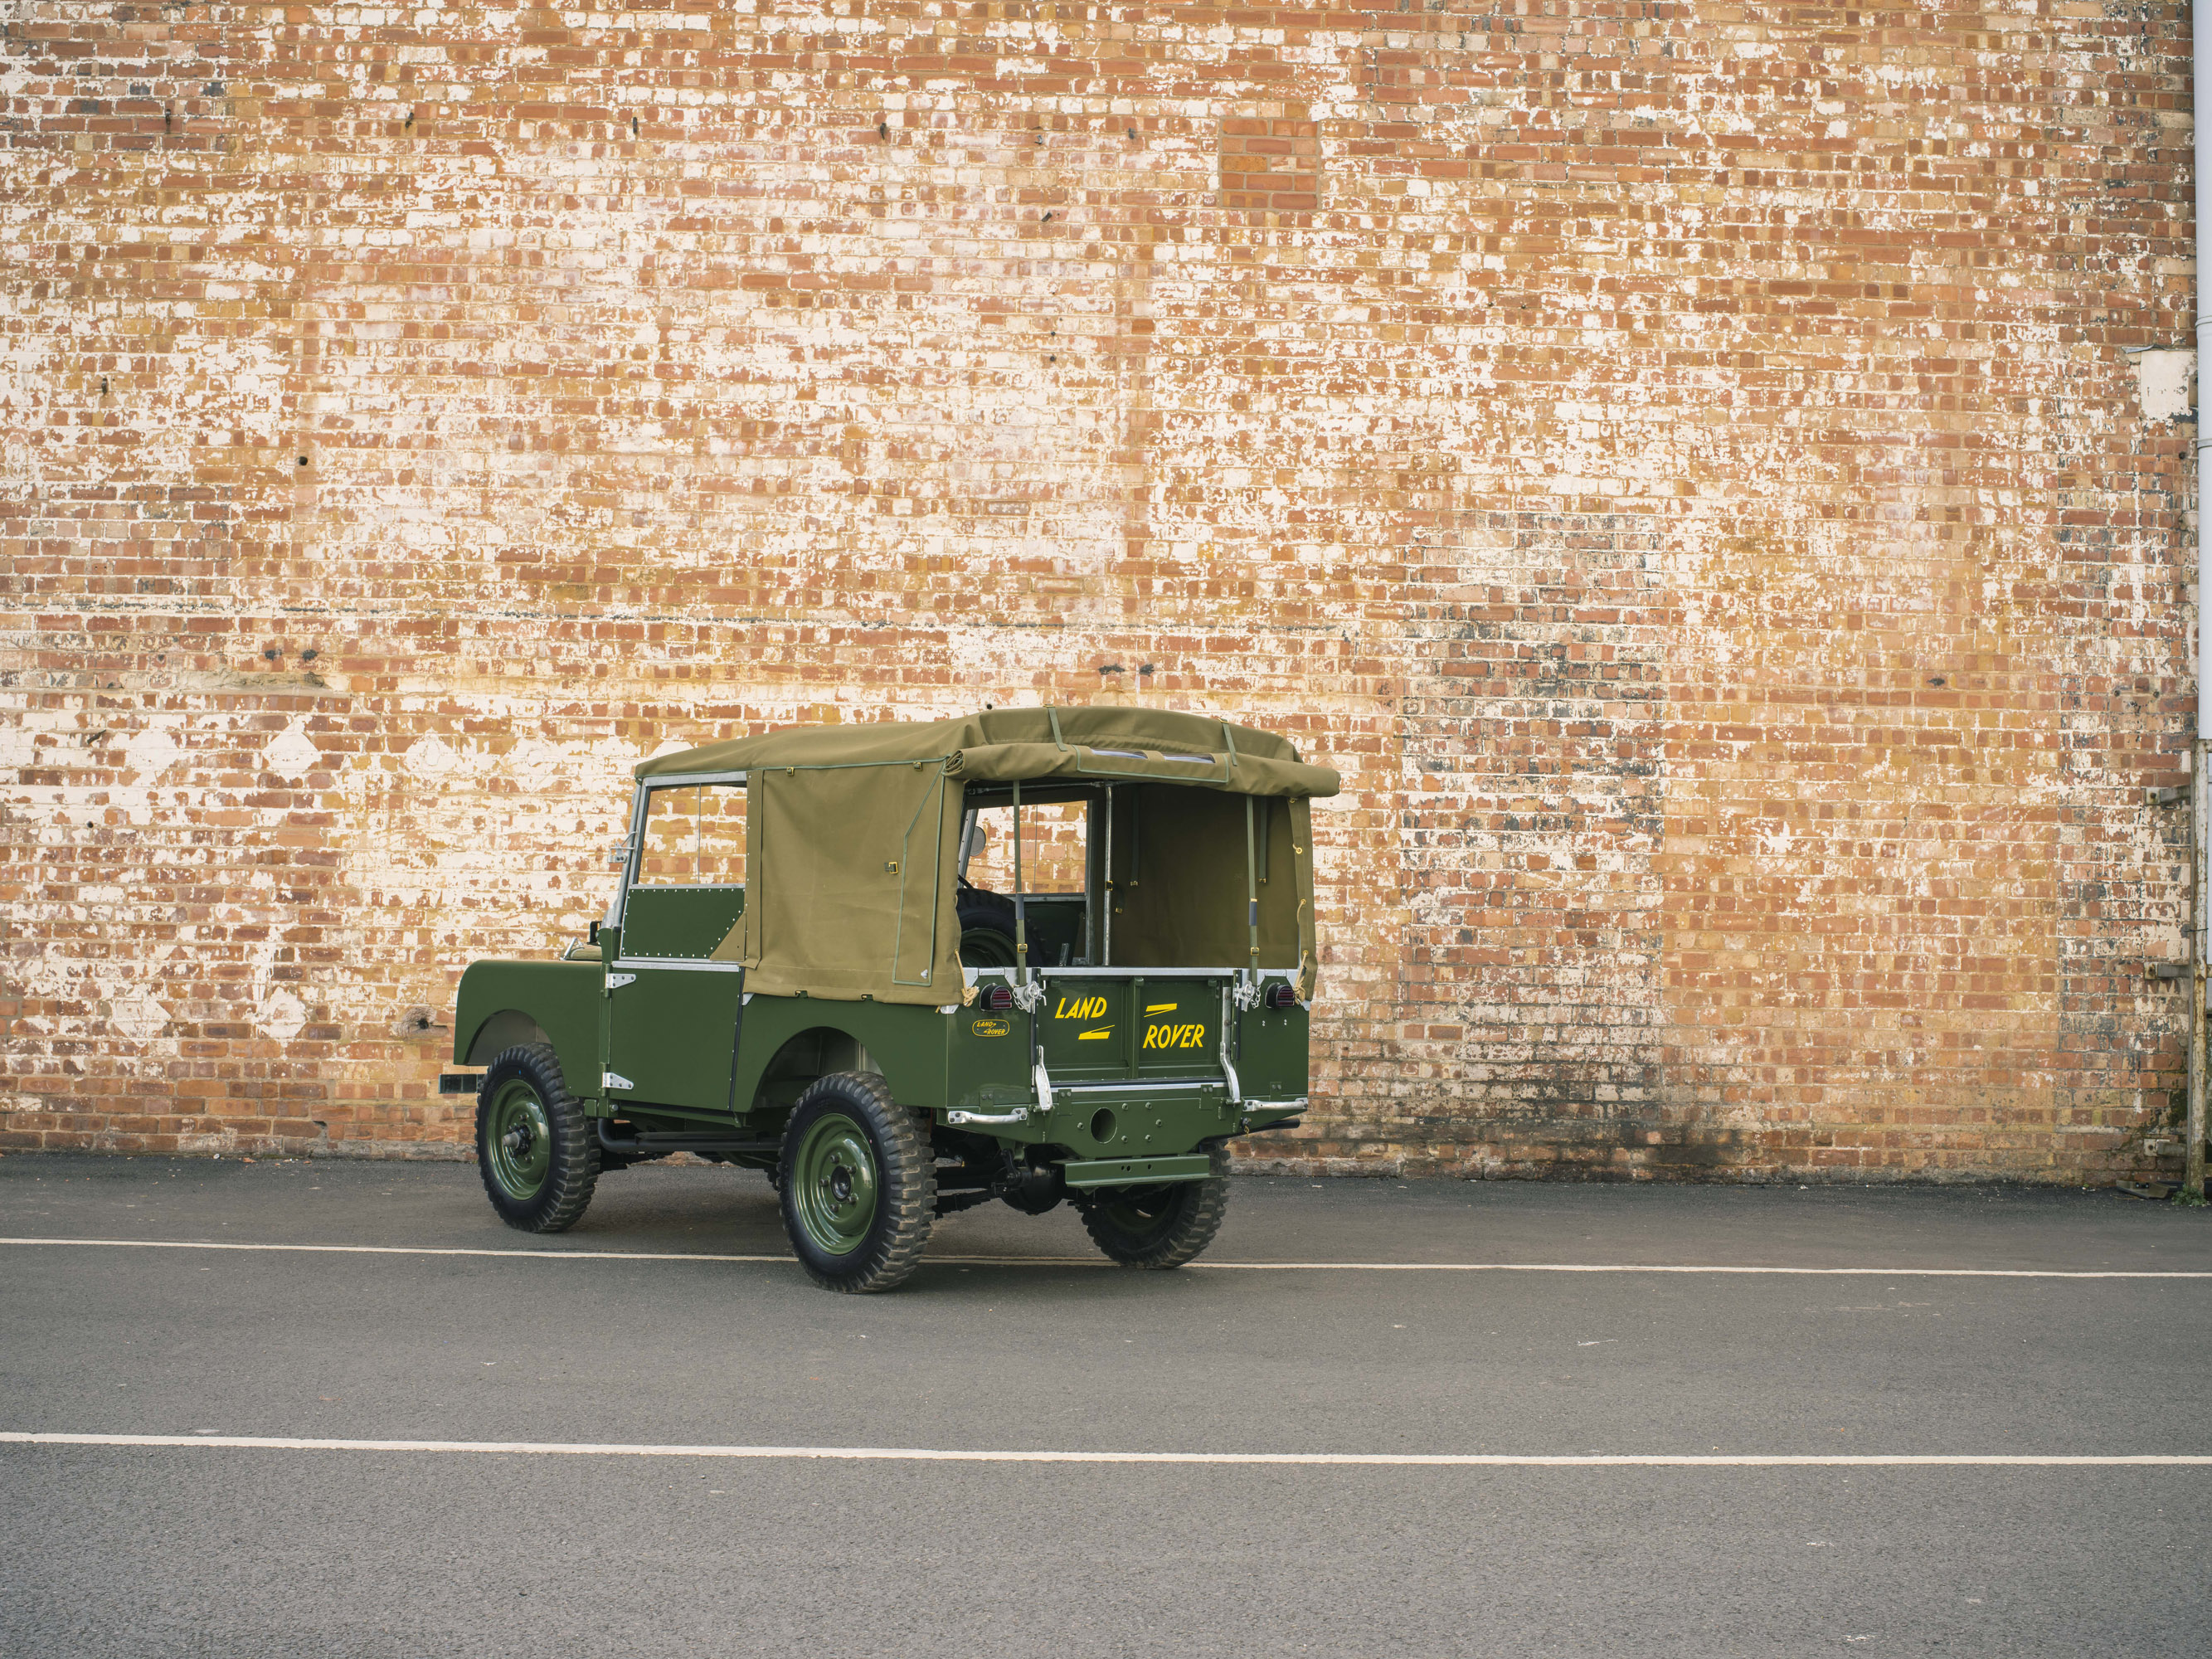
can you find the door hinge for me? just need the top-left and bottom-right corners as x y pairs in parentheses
(602, 1071), (634, 1092)
(606, 973), (637, 990)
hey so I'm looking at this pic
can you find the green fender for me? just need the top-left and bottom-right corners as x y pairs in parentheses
(732, 996), (951, 1119)
(453, 960), (603, 1102)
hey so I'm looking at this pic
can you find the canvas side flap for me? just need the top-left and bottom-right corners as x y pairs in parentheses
(744, 760), (959, 1003)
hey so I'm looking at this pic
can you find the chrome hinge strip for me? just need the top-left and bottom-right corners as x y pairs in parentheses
(1218, 985), (1243, 1107)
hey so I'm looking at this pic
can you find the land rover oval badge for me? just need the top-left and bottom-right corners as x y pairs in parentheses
(970, 1017), (1010, 1039)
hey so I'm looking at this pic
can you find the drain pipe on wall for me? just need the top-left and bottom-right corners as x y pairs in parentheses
(2194, 0), (2210, 1202)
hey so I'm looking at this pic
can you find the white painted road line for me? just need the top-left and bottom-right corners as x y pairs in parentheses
(2, 1433), (2207, 1467)
(1, 1238), (2208, 1277)
(0, 1238), (794, 1263)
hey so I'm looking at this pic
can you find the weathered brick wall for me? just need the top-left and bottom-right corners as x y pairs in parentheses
(2, 2), (2199, 1180)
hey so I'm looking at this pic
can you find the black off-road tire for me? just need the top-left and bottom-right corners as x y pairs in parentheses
(1073, 1142), (1231, 1269)
(475, 1043), (599, 1233)
(957, 893), (1019, 969)
(778, 1072), (936, 1293)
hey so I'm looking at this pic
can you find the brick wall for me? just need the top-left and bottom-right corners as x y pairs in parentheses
(1, 2), (2198, 1181)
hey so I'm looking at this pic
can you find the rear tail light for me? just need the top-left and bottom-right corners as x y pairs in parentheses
(1263, 983), (1300, 1010)
(980, 983), (1015, 1013)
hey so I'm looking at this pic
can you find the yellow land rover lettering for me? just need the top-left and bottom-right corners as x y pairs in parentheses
(1145, 1002), (1177, 1014)
(1077, 1028), (1112, 1041)
(1142, 1023), (1208, 1051)
(1054, 995), (1108, 1020)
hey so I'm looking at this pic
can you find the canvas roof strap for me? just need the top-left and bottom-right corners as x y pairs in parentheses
(1011, 776), (1028, 985)
(1244, 795), (1260, 974)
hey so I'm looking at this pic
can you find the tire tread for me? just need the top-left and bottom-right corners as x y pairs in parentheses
(1075, 1142), (1230, 1268)
(779, 1071), (936, 1293)
(474, 1043), (599, 1233)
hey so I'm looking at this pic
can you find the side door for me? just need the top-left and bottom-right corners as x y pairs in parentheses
(605, 774), (750, 1118)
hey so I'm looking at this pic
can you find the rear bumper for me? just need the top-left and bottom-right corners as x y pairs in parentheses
(943, 1084), (1305, 1154)
(1062, 1153), (1214, 1190)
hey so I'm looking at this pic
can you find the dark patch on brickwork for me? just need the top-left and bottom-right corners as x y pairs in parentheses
(1357, 512), (1670, 1177)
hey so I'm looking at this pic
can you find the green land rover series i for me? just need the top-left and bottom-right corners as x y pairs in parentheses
(446, 707), (1337, 1292)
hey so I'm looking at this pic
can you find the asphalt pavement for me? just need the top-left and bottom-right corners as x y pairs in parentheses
(2, 1153), (2207, 1657)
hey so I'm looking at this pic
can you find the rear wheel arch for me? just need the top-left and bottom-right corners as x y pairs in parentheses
(744, 1024), (895, 1114)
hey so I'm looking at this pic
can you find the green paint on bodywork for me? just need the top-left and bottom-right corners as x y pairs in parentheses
(622, 885), (745, 960)
(1062, 1153), (1214, 1189)
(453, 959), (602, 1102)
(1231, 1004), (1309, 1101)
(731, 995), (954, 1117)
(607, 965), (746, 1114)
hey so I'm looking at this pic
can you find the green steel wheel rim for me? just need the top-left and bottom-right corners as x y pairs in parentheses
(487, 1078), (554, 1201)
(792, 1110), (880, 1258)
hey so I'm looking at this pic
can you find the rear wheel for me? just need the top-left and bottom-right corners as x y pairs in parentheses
(778, 1072), (936, 1293)
(475, 1044), (599, 1233)
(1074, 1143), (1230, 1268)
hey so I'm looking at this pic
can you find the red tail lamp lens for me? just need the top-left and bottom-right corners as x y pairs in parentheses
(1263, 984), (1299, 1010)
(980, 984), (1015, 1013)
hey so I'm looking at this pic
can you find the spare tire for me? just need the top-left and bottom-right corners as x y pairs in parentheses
(957, 892), (1019, 969)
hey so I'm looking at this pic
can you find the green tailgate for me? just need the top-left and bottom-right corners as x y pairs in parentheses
(943, 971), (1303, 1169)
(1030, 975), (1228, 1081)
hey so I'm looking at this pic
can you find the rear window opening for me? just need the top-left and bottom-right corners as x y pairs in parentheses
(955, 781), (1300, 975)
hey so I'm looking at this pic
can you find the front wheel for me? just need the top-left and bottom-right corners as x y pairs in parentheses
(777, 1073), (936, 1293)
(1074, 1143), (1230, 1268)
(475, 1044), (599, 1233)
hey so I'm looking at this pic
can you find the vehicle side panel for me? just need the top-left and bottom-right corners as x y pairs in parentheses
(732, 997), (952, 1119)
(453, 960), (602, 1102)
(605, 966), (747, 1122)
(946, 1001), (1033, 1113)
(1233, 1002), (1309, 1103)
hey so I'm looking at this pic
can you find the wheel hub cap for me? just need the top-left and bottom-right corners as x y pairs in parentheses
(486, 1080), (553, 1200)
(792, 1112), (879, 1257)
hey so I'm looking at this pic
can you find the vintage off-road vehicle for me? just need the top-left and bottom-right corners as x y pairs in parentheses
(445, 707), (1336, 1292)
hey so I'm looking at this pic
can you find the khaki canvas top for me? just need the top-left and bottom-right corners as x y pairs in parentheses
(634, 708), (1335, 1007)
(637, 705), (1339, 799)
